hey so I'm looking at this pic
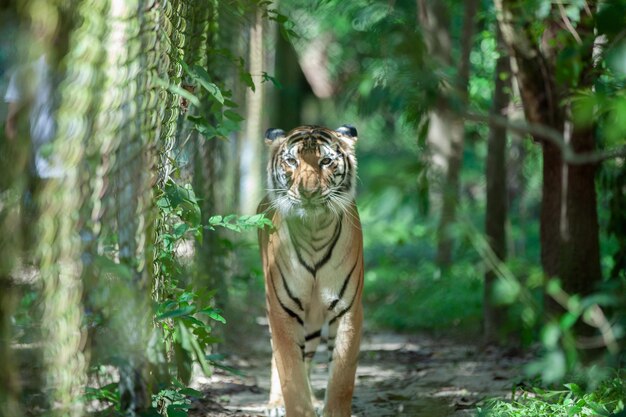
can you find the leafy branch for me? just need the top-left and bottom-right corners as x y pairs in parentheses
(465, 111), (626, 165)
(207, 214), (274, 232)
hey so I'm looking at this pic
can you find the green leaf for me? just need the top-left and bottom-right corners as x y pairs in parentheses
(191, 65), (224, 104)
(207, 358), (245, 376)
(223, 110), (244, 122)
(209, 215), (223, 224)
(224, 222), (241, 232)
(493, 276), (521, 305)
(535, 0), (552, 19)
(352, 2), (391, 31)
(182, 316), (206, 328)
(262, 72), (283, 89)
(173, 223), (189, 239)
(564, 383), (584, 397)
(546, 279), (562, 296)
(559, 312), (579, 330)
(168, 403), (192, 410)
(189, 327), (212, 376)
(154, 78), (200, 107)
(542, 322), (561, 348)
(240, 71), (255, 91)
(199, 308), (226, 324)
(187, 115), (211, 129)
(178, 388), (203, 398)
(223, 214), (237, 223)
(166, 405), (188, 417)
(157, 305), (196, 321)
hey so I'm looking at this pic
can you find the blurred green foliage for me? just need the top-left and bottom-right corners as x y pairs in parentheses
(479, 374), (626, 417)
(280, 0), (626, 392)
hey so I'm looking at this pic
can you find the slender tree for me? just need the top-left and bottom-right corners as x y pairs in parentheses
(417, 0), (479, 266)
(271, 31), (307, 129)
(484, 28), (511, 343)
(192, 0), (235, 312)
(240, 7), (265, 214)
(0, 134), (27, 417)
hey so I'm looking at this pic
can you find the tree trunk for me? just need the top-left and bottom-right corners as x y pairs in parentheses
(418, 0), (478, 266)
(0, 58), (30, 414)
(558, 14), (602, 302)
(240, 8), (265, 214)
(484, 28), (510, 344)
(494, 0), (602, 317)
(0, 278), (21, 417)
(271, 29), (306, 129)
(559, 125), (602, 297)
(435, 0), (479, 265)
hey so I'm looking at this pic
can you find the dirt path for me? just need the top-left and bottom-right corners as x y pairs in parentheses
(188, 331), (528, 417)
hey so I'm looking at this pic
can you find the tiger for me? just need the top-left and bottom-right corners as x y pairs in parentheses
(257, 125), (364, 417)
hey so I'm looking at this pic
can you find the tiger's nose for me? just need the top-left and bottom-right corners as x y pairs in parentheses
(299, 186), (320, 199)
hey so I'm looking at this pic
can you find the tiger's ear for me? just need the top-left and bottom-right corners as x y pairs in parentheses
(265, 128), (285, 145)
(335, 124), (358, 147)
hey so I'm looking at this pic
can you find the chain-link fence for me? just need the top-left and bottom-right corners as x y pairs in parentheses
(0, 0), (243, 415)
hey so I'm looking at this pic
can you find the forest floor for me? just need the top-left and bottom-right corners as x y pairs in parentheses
(188, 325), (530, 417)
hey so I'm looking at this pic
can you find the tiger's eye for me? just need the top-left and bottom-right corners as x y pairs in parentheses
(284, 156), (298, 166)
(320, 157), (332, 166)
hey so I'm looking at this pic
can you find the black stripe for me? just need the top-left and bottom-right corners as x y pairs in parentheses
(293, 235), (316, 258)
(315, 216), (342, 271)
(328, 255), (359, 310)
(337, 156), (348, 185)
(316, 131), (334, 141)
(340, 178), (352, 193)
(287, 132), (332, 147)
(318, 216), (333, 229)
(288, 216), (343, 277)
(304, 351), (316, 358)
(339, 156), (353, 191)
(329, 268), (362, 326)
(345, 153), (353, 174)
(277, 262), (304, 311)
(288, 228), (316, 276)
(270, 271), (304, 325)
(310, 232), (333, 244)
(307, 230), (336, 251)
(272, 154), (281, 186)
(305, 330), (322, 342)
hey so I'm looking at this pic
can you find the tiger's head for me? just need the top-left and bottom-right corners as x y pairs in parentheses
(264, 125), (358, 218)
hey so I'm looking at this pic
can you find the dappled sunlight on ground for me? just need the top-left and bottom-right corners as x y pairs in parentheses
(188, 331), (530, 417)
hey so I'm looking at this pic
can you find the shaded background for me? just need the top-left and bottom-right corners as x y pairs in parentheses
(0, 0), (625, 416)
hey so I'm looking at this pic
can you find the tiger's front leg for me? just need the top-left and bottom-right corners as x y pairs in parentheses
(266, 287), (317, 417)
(323, 288), (363, 417)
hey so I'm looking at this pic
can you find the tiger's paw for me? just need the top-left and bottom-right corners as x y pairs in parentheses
(264, 406), (286, 417)
(264, 406), (323, 417)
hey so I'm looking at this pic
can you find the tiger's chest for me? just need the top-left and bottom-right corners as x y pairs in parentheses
(268, 213), (361, 315)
